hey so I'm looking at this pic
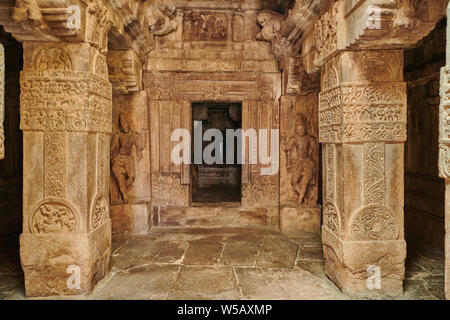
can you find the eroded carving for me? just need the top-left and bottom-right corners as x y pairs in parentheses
(147, 2), (179, 36)
(256, 11), (283, 42)
(111, 113), (146, 202)
(184, 12), (227, 41)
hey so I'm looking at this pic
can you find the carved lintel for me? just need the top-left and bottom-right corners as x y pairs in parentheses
(107, 50), (142, 94)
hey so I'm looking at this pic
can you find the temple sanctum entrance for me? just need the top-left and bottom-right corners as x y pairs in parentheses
(0, 0), (450, 301)
(191, 102), (242, 204)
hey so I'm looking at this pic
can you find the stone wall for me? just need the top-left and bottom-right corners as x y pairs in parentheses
(145, 5), (282, 228)
(405, 19), (447, 248)
(0, 29), (22, 239)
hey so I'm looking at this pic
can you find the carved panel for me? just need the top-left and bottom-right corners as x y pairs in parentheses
(90, 194), (109, 231)
(44, 131), (66, 198)
(20, 71), (112, 133)
(242, 175), (278, 208)
(364, 143), (385, 205)
(319, 84), (407, 143)
(29, 198), (80, 234)
(314, 1), (340, 65)
(183, 12), (228, 41)
(350, 205), (399, 241)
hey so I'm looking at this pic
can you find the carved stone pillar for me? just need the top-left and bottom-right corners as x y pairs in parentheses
(319, 50), (407, 298)
(439, 3), (450, 300)
(19, 41), (112, 296)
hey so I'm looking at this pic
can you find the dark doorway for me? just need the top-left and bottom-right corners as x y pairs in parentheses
(191, 102), (241, 203)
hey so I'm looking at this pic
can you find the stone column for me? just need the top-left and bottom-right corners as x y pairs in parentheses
(319, 50), (407, 298)
(439, 3), (450, 299)
(19, 41), (112, 296)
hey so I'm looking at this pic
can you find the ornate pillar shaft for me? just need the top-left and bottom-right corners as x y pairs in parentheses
(19, 41), (112, 296)
(319, 50), (407, 297)
(439, 4), (450, 299)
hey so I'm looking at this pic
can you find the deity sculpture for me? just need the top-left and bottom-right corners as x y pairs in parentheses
(283, 117), (318, 205)
(111, 113), (146, 202)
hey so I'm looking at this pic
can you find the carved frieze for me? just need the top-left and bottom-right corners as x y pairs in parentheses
(183, 12), (228, 41)
(147, 1), (179, 37)
(319, 84), (407, 143)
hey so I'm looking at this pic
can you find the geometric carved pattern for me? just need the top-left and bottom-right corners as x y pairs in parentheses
(29, 198), (80, 234)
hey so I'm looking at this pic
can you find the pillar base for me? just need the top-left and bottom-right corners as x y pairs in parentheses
(322, 226), (406, 299)
(20, 220), (111, 297)
(110, 203), (151, 235)
(280, 206), (321, 234)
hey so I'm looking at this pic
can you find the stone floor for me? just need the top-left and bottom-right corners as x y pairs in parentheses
(0, 228), (445, 300)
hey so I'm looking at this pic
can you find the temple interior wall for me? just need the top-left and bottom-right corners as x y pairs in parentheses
(405, 19), (447, 248)
(143, 6), (283, 229)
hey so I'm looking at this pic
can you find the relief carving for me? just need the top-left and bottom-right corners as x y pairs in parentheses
(30, 199), (79, 234)
(282, 117), (318, 206)
(242, 175), (278, 208)
(111, 113), (146, 202)
(34, 47), (72, 72)
(146, 2), (179, 36)
(256, 11), (283, 42)
(350, 205), (399, 241)
(90, 195), (109, 231)
(184, 12), (228, 41)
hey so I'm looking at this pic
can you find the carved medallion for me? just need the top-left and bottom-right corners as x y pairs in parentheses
(30, 199), (79, 234)
(350, 205), (398, 241)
